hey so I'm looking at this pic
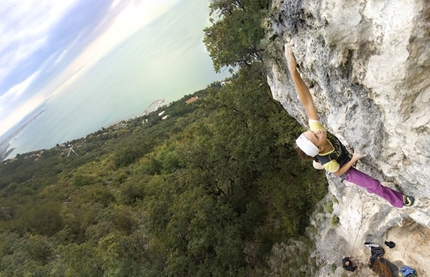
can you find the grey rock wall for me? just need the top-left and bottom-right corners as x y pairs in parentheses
(264, 0), (430, 275)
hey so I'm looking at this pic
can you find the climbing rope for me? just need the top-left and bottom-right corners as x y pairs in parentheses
(346, 189), (397, 277)
(339, 186), (365, 273)
(349, 187), (365, 257)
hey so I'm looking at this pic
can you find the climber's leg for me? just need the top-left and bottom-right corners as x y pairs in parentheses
(344, 167), (404, 208)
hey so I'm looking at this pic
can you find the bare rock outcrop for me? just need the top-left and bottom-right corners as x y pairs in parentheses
(264, 0), (430, 275)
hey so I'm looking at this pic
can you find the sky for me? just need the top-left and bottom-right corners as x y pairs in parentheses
(0, 0), (182, 138)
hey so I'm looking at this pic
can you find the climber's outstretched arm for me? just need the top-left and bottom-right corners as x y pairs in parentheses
(284, 42), (318, 121)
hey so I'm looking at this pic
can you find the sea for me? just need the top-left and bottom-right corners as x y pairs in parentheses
(4, 0), (230, 158)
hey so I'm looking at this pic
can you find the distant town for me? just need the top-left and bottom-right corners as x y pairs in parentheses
(0, 96), (201, 163)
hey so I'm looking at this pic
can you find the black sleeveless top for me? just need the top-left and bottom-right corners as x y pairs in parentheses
(315, 132), (351, 167)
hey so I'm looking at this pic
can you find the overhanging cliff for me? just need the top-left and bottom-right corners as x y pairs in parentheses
(264, 0), (430, 275)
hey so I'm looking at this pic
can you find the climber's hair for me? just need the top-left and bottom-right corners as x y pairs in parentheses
(294, 143), (315, 161)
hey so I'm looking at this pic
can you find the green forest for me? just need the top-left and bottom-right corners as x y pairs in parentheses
(0, 0), (328, 276)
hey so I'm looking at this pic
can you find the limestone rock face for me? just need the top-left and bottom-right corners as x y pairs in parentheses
(265, 0), (430, 275)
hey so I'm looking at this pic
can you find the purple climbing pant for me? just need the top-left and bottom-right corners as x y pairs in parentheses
(344, 167), (404, 208)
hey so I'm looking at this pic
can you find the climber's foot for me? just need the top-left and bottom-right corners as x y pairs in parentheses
(403, 195), (415, 207)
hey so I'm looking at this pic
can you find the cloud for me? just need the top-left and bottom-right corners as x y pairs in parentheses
(0, 68), (45, 137)
(0, 0), (131, 97)
(0, 71), (39, 105)
(0, 0), (181, 138)
(9, 1), (125, 90)
(0, 0), (75, 86)
(0, 93), (45, 138)
(0, 0), (133, 136)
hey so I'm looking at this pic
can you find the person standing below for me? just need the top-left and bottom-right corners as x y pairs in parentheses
(342, 257), (358, 272)
(284, 41), (414, 208)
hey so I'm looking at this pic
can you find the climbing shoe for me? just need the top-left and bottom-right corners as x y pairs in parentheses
(403, 195), (415, 207)
(364, 242), (379, 249)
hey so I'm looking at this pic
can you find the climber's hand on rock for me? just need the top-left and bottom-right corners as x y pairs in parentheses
(352, 149), (367, 162)
(284, 41), (297, 73)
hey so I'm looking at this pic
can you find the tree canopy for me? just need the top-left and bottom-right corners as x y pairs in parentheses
(203, 0), (269, 72)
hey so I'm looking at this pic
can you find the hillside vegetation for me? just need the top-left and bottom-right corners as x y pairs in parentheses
(0, 0), (327, 276)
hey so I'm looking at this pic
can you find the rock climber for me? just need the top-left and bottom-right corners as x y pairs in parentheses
(284, 41), (414, 208)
